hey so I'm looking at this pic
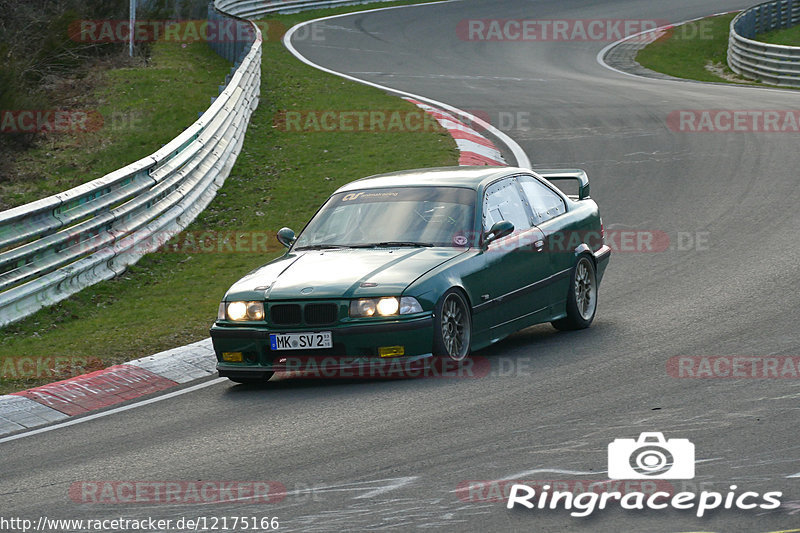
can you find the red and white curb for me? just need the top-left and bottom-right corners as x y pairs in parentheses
(404, 98), (507, 166)
(0, 100), (505, 438)
(0, 338), (216, 436)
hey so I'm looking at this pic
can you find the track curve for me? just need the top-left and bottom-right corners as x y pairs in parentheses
(3, 1), (799, 531)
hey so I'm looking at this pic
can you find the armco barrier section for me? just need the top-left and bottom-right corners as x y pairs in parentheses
(728, 0), (800, 86)
(215, 0), (398, 18)
(0, 6), (262, 327)
(0, 0), (410, 327)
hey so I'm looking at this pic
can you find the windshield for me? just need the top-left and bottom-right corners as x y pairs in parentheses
(293, 186), (476, 249)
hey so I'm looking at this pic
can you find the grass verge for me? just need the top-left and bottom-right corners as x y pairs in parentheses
(0, 0), (458, 394)
(0, 42), (232, 210)
(757, 24), (800, 46)
(635, 13), (754, 84)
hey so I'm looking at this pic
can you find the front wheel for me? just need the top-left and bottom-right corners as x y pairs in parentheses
(433, 289), (472, 361)
(552, 255), (598, 331)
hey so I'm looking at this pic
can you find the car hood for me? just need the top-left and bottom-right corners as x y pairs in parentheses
(226, 247), (466, 300)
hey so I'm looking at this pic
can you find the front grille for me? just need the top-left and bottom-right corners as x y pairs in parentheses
(304, 303), (338, 325)
(270, 304), (301, 325)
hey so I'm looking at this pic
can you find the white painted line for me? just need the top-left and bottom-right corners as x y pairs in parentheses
(495, 468), (600, 481)
(0, 339), (218, 439)
(0, 377), (226, 444)
(192, 476), (420, 506)
(282, 476), (419, 500)
(595, 10), (793, 94)
(596, 15), (713, 80)
(404, 99), (463, 125)
(448, 468), (599, 494)
(282, 1), (531, 169)
(466, 457), (723, 490)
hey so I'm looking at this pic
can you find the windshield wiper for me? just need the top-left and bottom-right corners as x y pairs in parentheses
(351, 241), (434, 248)
(294, 244), (350, 251)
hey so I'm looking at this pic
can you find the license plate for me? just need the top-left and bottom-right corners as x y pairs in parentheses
(270, 332), (332, 351)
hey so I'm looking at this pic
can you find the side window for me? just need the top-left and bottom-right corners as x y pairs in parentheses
(483, 178), (531, 233)
(519, 176), (566, 225)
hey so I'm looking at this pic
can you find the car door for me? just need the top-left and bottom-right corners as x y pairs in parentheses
(517, 174), (572, 304)
(465, 177), (549, 340)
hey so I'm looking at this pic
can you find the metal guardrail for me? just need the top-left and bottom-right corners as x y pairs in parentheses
(0, 4), (262, 327)
(215, 0), (398, 18)
(0, 0), (407, 327)
(728, 0), (800, 87)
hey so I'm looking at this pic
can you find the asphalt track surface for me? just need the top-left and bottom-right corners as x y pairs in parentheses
(3, 1), (800, 531)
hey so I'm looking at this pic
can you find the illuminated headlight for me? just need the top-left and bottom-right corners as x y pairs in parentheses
(349, 297), (422, 318)
(376, 297), (399, 316)
(222, 301), (265, 321)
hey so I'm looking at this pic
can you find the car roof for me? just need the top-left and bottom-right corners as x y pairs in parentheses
(335, 166), (528, 192)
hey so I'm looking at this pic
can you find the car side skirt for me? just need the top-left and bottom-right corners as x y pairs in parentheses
(471, 268), (571, 315)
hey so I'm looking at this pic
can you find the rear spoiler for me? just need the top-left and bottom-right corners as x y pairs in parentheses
(534, 169), (590, 200)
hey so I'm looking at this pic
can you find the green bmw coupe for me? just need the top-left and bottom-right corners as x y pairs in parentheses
(211, 166), (610, 383)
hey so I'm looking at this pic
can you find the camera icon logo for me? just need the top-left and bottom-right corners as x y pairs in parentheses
(608, 432), (695, 479)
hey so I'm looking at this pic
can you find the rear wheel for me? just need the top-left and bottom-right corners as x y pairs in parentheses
(552, 255), (597, 331)
(433, 289), (472, 361)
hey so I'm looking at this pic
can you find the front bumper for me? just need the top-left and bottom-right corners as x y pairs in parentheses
(211, 314), (434, 376)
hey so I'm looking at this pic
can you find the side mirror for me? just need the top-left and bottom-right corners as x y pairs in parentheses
(277, 227), (296, 248)
(483, 220), (514, 247)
